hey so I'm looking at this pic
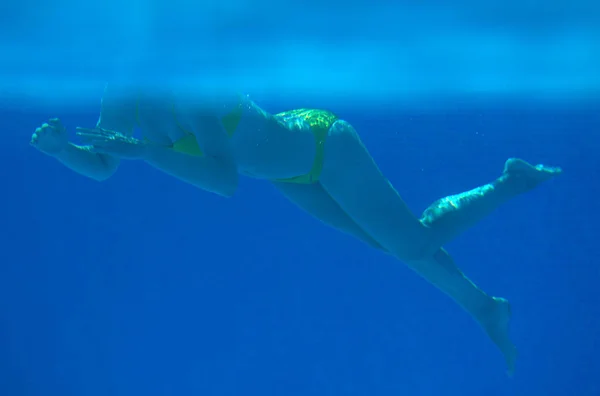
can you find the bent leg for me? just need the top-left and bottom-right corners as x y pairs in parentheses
(318, 120), (517, 372)
(272, 181), (386, 251)
(420, 158), (562, 248)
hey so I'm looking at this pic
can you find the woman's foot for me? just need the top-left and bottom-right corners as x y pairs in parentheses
(501, 158), (562, 193)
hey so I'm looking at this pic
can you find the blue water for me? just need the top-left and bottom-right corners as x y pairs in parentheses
(2, 0), (599, 105)
(2, 1), (600, 395)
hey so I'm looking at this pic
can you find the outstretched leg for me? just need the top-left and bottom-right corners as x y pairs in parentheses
(274, 177), (517, 373)
(412, 248), (518, 375)
(420, 158), (562, 248)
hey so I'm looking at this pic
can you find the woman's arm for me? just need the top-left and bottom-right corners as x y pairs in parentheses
(30, 118), (120, 182)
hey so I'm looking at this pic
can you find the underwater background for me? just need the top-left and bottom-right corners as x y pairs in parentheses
(1, 1), (599, 395)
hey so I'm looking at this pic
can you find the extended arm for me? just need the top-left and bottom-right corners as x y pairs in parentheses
(30, 118), (120, 182)
(33, 85), (240, 196)
(55, 142), (120, 181)
(75, 88), (240, 197)
(30, 85), (139, 181)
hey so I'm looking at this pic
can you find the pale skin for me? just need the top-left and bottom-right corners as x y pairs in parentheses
(30, 84), (562, 374)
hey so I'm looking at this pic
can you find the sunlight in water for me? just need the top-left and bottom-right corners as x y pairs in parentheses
(1, 0), (598, 107)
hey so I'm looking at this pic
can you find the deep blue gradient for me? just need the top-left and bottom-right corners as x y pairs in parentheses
(2, 0), (600, 394)
(1, 99), (598, 395)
